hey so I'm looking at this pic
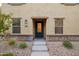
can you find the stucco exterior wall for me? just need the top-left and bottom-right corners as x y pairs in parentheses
(1, 3), (79, 35)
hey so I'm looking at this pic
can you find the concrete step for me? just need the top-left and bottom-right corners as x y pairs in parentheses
(34, 39), (45, 42)
(31, 39), (49, 56)
(31, 52), (49, 56)
(32, 50), (48, 52)
(33, 43), (46, 46)
(32, 46), (48, 51)
(34, 39), (45, 40)
(33, 41), (46, 45)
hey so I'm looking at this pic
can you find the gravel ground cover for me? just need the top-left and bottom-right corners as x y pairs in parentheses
(0, 40), (32, 56)
(46, 41), (79, 56)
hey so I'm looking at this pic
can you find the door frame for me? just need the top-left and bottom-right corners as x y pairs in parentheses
(32, 17), (48, 39)
(35, 21), (44, 38)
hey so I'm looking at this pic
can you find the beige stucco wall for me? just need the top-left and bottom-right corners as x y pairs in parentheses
(1, 3), (79, 35)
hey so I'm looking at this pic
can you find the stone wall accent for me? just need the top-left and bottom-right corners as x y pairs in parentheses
(46, 35), (79, 41)
(0, 35), (33, 41)
(10, 35), (33, 41)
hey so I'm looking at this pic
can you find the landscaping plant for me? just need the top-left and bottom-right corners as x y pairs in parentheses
(0, 52), (15, 56)
(0, 11), (12, 40)
(19, 42), (27, 49)
(8, 40), (16, 46)
(63, 40), (73, 49)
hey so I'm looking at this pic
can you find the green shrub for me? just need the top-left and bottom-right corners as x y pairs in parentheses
(63, 40), (73, 49)
(0, 52), (15, 56)
(19, 42), (27, 49)
(8, 40), (16, 46)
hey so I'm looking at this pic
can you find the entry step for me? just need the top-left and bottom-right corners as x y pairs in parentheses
(31, 52), (49, 56)
(32, 46), (48, 51)
(33, 40), (46, 45)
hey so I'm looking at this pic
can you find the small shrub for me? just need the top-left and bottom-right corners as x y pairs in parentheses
(8, 40), (16, 46)
(0, 52), (14, 56)
(63, 40), (73, 49)
(19, 42), (27, 49)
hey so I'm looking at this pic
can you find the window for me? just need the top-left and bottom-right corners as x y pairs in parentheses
(12, 18), (21, 33)
(61, 3), (77, 6)
(55, 18), (64, 34)
(8, 3), (26, 6)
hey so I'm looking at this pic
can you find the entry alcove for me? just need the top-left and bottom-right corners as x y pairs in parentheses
(32, 16), (48, 39)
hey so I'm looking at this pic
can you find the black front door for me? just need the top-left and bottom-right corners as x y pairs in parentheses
(35, 21), (44, 38)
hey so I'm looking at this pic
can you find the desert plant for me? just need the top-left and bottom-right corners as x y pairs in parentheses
(19, 42), (27, 49)
(63, 40), (73, 49)
(0, 52), (15, 56)
(0, 12), (12, 40)
(8, 40), (16, 46)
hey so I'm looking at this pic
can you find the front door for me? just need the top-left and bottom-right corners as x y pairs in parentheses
(35, 21), (44, 38)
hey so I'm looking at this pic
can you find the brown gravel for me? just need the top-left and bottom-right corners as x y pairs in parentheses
(46, 41), (79, 56)
(0, 40), (32, 56)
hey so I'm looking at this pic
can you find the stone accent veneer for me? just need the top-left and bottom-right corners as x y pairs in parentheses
(46, 35), (79, 41)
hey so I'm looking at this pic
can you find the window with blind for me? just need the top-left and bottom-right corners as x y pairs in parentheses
(55, 18), (64, 34)
(61, 3), (77, 6)
(8, 3), (26, 6)
(12, 18), (21, 33)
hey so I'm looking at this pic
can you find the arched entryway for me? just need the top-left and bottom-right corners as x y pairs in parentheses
(32, 16), (48, 39)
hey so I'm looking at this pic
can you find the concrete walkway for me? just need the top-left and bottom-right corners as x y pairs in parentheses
(31, 39), (49, 56)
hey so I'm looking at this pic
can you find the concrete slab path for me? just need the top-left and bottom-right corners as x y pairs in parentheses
(31, 39), (49, 56)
